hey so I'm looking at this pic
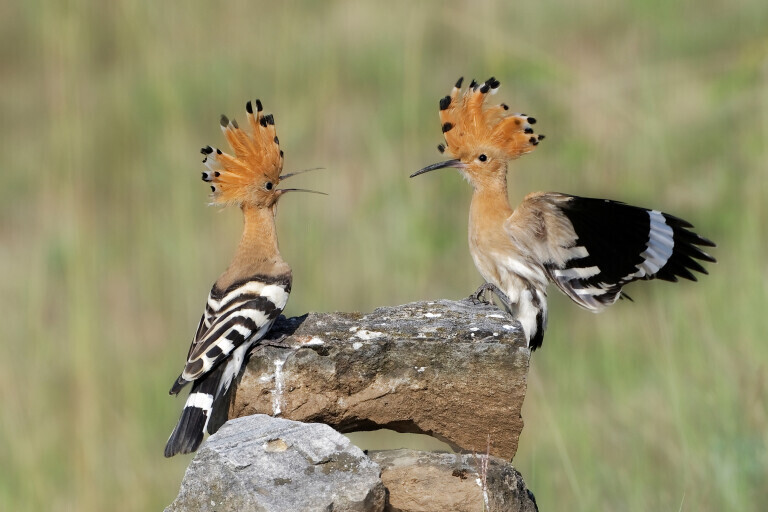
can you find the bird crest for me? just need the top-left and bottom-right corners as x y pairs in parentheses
(437, 77), (544, 162)
(200, 99), (284, 207)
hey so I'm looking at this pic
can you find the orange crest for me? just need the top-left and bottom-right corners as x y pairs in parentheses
(437, 77), (544, 161)
(200, 100), (284, 206)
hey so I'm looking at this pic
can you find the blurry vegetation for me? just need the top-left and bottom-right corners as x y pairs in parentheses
(1, 0), (766, 510)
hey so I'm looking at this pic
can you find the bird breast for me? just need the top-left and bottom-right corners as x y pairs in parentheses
(469, 221), (548, 304)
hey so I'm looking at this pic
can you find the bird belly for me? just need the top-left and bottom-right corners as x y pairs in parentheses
(471, 244), (549, 344)
(471, 244), (547, 298)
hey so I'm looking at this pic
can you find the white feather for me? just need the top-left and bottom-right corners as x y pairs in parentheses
(623, 211), (675, 281)
(185, 392), (213, 411)
(574, 285), (609, 296)
(553, 265), (600, 280)
(261, 284), (290, 310)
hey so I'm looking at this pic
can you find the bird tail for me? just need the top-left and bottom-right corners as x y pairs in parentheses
(164, 363), (228, 457)
(200, 99), (284, 207)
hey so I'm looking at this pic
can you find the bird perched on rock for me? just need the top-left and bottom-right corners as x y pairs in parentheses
(165, 100), (323, 457)
(411, 77), (715, 350)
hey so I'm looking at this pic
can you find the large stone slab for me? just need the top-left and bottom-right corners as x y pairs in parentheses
(166, 415), (386, 512)
(232, 299), (529, 459)
(369, 449), (538, 512)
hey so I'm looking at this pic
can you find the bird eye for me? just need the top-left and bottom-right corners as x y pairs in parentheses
(265, 182), (273, 190)
(478, 154), (488, 162)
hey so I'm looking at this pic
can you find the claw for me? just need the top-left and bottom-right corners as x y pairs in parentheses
(468, 282), (512, 312)
(469, 284), (491, 305)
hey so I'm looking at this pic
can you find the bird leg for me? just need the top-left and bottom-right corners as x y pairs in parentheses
(469, 282), (513, 312)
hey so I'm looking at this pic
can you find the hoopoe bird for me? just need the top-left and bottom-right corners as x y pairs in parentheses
(165, 99), (323, 457)
(411, 77), (716, 350)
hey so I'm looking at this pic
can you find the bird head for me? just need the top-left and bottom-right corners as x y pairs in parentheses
(201, 99), (324, 210)
(411, 77), (544, 188)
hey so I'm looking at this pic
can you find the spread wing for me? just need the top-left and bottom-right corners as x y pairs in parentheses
(506, 192), (716, 311)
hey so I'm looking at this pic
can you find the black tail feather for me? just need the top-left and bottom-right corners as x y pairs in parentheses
(164, 401), (208, 457)
(207, 381), (235, 436)
(164, 363), (227, 457)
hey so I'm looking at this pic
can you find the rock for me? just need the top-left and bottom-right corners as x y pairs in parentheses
(368, 449), (538, 512)
(232, 299), (529, 459)
(165, 415), (386, 512)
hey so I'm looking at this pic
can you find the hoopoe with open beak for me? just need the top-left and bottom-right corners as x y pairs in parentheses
(411, 77), (716, 350)
(165, 99), (323, 457)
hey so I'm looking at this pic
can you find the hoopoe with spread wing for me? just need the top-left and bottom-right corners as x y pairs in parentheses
(165, 100), (322, 457)
(411, 77), (715, 350)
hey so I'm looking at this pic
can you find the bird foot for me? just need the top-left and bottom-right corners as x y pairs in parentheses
(468, 283), (493, 305)
(468, 283), (512, 311)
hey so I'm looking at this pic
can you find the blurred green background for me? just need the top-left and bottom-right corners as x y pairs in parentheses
(2, 0), (766, 510)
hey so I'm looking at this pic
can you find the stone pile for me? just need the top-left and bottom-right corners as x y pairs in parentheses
(168, 299), (536, 511)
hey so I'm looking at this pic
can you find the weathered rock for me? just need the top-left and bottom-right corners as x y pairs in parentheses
(369, 449), (538, 512)
(231, 299), (529, 459)
(165, 415), (386, 512)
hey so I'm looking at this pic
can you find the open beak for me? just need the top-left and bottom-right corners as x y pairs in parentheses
(280, 167), (324, 180)
(277, 167), (327, 196)
(409, 159), (465, 178)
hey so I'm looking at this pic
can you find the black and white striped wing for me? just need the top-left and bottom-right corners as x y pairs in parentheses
(543, 195), (716, 311)
(164, 275), (290, 457)
(170, 276), (291, 394)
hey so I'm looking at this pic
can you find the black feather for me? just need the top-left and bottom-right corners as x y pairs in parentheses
(165, 363), (227, 457)
(530, 309), (545, 351)
(551, 195), (715, 306)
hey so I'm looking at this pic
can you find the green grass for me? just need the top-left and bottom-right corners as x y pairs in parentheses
(1, 0), (766, 510)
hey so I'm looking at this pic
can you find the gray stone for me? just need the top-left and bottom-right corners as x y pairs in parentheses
(368, 449), (538, 512)
(166, 415), (386, 512)
(232, 299), (529, 459)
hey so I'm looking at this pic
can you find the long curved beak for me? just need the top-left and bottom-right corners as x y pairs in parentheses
(277, 188), (327, 196)
(280, 167), (324, 180)
(409, 159), (465, 178)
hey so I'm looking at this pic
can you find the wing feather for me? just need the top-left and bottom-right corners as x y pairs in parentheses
(168, 275), (290, 395)
(506, 193), (715, 312)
